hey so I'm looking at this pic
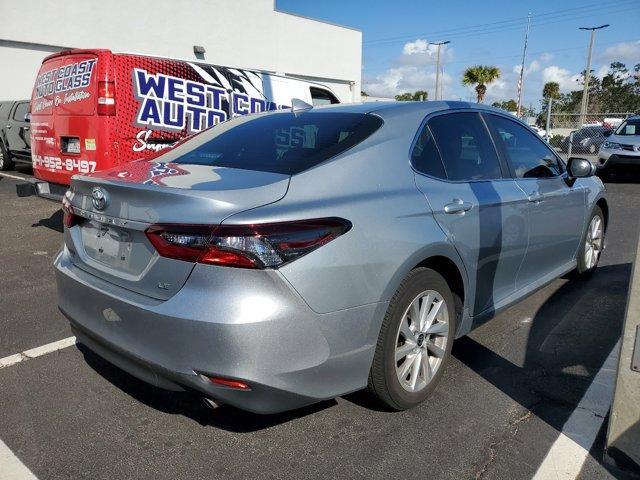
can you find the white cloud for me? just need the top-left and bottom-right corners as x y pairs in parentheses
(541, 65), (581, 92)
(539, 52), (554, 63)
(601, 40), (640, 64)
(397, 38), (453, 67)
(364, 66), (452, 98)
(513, 60), (540, 76)
(402, 39), (431, 56)
(363, 38), (454, 98)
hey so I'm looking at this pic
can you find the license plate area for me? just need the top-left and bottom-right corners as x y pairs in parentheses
(81, 220), (135, 270)
(61, 136), (81, 154)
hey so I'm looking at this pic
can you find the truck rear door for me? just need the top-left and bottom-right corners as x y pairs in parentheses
(31, 51), (102, 186)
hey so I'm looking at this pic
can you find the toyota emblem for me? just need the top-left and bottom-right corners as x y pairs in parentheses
(91, 186), (109, 211)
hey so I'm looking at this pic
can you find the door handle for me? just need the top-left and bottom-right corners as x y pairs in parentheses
(527, 192), (544, 203)
(5, 125), (11, 129)
(444, 199), (473, 214)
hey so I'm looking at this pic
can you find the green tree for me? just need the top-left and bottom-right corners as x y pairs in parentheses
(413, 90), (428, 101)
(395, 92), (414, 101)
(542, 82), (561, 101)
(462, 65), (501, 103)
(395, 90), (428, 101)
(491, 99), (518, 111)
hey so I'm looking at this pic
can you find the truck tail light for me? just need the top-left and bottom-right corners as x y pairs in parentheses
(145, 218), (351, 269)
(97, 81), (116, 116)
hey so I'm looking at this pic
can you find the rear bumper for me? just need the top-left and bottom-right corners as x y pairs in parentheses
(16, 178), (67, 201)
(55, 247), (383, 413)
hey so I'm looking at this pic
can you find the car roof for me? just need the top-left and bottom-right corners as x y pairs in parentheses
(312, 100), (508, 118)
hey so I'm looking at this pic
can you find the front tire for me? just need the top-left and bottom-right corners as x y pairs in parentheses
(368, 268), (455, 410)
(576, 206), (605, 276)
(0, 141), (14, 171)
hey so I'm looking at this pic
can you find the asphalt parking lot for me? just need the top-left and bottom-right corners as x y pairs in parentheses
(1, 167), (640, 480)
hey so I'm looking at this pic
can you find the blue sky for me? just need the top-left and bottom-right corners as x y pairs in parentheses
(276, 0), (640, 108)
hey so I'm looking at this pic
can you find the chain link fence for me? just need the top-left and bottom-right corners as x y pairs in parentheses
(545, 111), (634, 162)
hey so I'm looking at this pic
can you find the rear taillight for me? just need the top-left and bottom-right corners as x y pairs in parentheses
(97, 81), (116, 116)
(61, 196), (81, 228)
(145, 218), (351, 269)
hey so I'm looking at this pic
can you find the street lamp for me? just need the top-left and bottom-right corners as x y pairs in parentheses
(578, 24), (609, 126)
(432, 41), (450, 101)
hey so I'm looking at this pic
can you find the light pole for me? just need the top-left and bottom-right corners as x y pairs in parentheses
(433, 41), (450, 100)
(578, 24), (609, 127)
(516, 13), (531, 118)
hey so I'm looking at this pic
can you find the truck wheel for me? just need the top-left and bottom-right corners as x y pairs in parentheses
(368, 268), (455, 410)
(0, 141), (14, 171)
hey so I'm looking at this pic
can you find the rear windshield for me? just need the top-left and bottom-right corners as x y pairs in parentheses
(172, 112), (383, 174)
(615, 119), (640, 136)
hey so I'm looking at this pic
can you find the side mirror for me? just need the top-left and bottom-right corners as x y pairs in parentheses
(603, 129), (612, 137)
(24, 112), (31, 123)
(567, 157), (596, 180)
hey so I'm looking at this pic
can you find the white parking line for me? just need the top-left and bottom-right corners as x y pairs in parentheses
(0, 337), (77, 369)
(0, 438), (38, 480)
(532, 342), (619, 479)
(0, 172), (28, 181)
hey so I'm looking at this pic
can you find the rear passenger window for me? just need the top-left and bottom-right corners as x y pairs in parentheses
(486, 114), (563, 178)
(411, 124), (446, 179)
(428, 112), (502, 181)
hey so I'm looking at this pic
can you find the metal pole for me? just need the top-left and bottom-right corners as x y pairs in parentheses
(432, 41), (450, 101)
(545, 97), (552, 142)
(516, 13), (531, 118)
(435, 45), (441, 100)
(578, 25), (609, 127)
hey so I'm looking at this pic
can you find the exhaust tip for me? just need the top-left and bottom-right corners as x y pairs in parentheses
(202, 397), (223, 410)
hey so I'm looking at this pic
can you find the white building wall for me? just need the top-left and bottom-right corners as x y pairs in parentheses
(0, 0), (361, 101)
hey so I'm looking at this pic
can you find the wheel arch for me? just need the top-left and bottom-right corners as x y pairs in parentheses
(595, 197), (609, 230)
(382, 243), (470, 337)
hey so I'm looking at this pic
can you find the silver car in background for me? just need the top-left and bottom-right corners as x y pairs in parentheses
(598, 115), (640, 174)
(56, 101), (607, 414)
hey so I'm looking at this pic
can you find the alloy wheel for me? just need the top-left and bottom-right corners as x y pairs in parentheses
(585, 215), (603, 270)
(395, 290), (449, 393)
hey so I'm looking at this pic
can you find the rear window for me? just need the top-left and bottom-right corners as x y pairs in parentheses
(173, 112), (383, 174)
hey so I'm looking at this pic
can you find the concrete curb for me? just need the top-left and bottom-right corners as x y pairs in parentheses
(606, 233), (640, 470)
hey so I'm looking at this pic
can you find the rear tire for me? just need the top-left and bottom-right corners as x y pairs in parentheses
(0, 141), (14, 171)
(576, 206), (605, 276)
(368, 268), (455, 410)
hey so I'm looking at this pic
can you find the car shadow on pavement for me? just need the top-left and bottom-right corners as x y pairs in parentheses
(452, 262), (633, 475)
(77, 343), (337, 432)
(32, 209), (63, 233)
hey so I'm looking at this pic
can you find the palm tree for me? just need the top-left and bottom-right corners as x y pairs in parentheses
(462, 65), (501, 103)
(542, 81), (560, 100)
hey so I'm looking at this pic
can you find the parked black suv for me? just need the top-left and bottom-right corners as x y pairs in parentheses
(0, 100), (31, 170)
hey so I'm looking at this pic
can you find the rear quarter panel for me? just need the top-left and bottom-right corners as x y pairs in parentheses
(222, 110), (468, 317)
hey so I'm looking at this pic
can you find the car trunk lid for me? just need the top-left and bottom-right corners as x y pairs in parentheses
(65, 161), (290, 299)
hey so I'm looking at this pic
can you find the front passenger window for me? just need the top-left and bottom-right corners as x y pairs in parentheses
(486, 114), (563, 178)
